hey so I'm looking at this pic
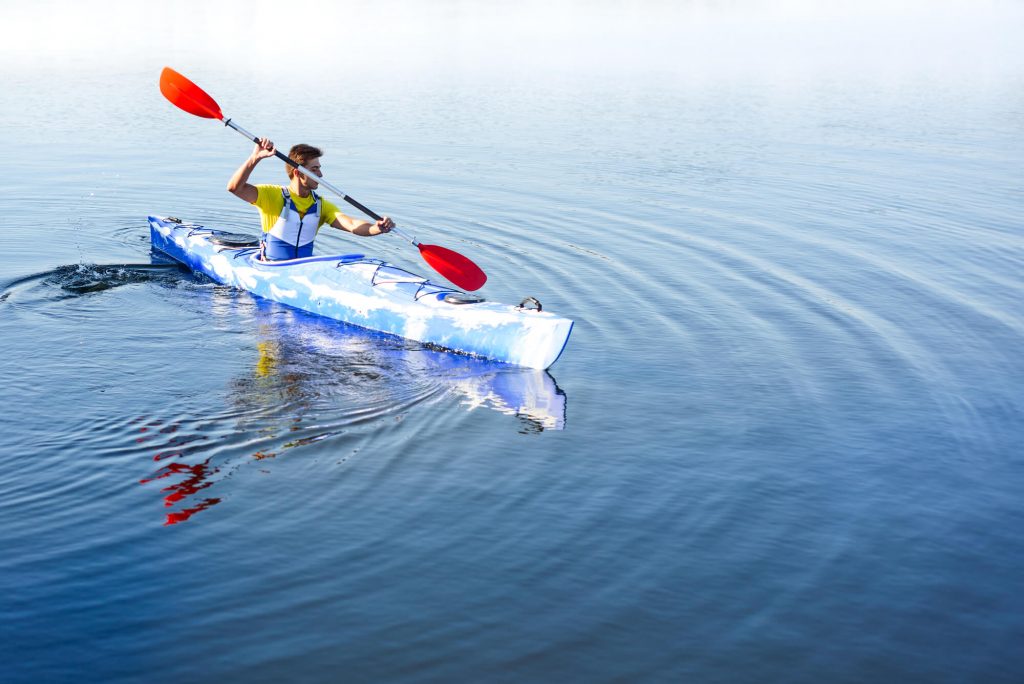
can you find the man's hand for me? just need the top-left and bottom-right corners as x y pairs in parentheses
(252, 137), (276, 161)
(229, 138), (275, 202)
(376, 216), (394, 234)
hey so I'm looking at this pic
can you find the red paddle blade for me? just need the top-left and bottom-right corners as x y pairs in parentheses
(418, 243), (487, 291)
(159, 67), (224, 120)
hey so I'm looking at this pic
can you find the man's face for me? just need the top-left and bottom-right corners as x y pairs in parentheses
(299, 157), (322, 189)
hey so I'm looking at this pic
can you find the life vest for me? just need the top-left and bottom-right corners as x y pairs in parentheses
(262, 188), (322, 260)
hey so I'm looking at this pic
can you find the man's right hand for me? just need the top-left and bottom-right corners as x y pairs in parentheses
(230, 138), (276, 202)
(252, 137), (276, 160)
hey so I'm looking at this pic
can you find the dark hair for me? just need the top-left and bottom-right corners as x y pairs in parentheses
(286, 144), (322, 178)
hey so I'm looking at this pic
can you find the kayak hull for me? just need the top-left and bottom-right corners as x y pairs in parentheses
(148, 216), (572, 369)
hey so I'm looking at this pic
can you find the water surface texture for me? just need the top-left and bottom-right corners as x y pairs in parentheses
(2, 2), (1023, 682)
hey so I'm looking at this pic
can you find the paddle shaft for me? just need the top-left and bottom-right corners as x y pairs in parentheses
(223, 118), (417, 245)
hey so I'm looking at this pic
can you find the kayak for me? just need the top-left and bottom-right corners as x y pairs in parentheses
(148, 216), (573, 369)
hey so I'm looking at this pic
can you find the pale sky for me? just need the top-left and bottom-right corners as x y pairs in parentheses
(2, 0), (1022, 80)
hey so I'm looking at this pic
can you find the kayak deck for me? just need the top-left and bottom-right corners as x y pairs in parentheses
(148, 216), (573, 369)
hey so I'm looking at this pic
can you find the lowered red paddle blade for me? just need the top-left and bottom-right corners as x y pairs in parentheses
(159, 67), (224, 120)
(419, 243), (487, 291)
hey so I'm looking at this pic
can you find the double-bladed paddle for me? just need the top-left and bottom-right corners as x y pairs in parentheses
(158, 67), (486, 291)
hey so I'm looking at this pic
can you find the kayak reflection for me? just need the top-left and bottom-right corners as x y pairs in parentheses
(235, 299), (568, 433)
(143, 292), (566, 525)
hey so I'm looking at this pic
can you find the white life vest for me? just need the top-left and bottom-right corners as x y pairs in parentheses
(263, 188), (322, 260)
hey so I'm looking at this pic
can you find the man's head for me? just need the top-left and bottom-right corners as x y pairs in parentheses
(287, 143), (323, 189)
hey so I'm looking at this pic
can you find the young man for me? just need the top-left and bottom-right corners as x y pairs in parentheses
(227, 138), (394, 261)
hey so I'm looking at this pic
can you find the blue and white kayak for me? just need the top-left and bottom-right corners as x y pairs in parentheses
(149, 216), (573, 369)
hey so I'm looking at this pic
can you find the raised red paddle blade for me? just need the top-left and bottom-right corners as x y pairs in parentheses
(418, 243), (487, 291)
(159, 67), (224, 120)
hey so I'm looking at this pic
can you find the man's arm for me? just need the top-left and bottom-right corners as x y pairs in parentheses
(330, 212), (395, 236)
(227, 137), (276, 204)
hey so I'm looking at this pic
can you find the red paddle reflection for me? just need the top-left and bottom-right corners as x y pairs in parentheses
(136, 417), (224, 526)
(140, 457), (222, 526)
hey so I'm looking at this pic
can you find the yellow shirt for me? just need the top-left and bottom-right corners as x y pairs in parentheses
(252, 185), (344, 234)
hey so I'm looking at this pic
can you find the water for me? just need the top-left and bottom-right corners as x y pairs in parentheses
(3, 3), (1024, 682)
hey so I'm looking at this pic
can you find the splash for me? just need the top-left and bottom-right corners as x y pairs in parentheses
(1, 262), (186, 303)
(44, 263), (185, 295)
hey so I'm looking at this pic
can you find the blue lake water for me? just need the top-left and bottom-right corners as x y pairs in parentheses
(2, 9), (1024, 682)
